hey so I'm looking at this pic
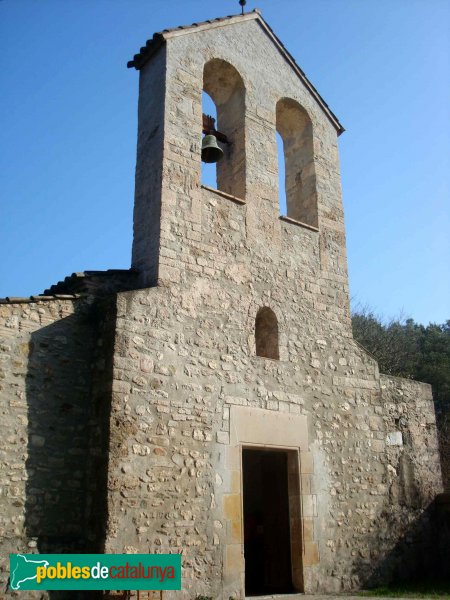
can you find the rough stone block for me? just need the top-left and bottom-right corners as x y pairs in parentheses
(386, 431), (403, 446)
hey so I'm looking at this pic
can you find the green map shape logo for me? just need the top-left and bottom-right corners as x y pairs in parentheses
(10, 554), (49, 590)
(9, 553), (181, 590)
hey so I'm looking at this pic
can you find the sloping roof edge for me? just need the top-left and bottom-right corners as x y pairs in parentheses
(127, 10), (344, 135)
(0, 294), (84, 305)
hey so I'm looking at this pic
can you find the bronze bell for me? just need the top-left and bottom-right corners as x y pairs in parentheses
(201, 134), (224, 163)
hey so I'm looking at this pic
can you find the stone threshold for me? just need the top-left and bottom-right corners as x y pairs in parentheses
(247, 596), (410, 600)
(246, 596), (379, 600)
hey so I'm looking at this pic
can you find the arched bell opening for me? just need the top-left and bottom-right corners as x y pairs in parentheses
(276, 98), (318, 227)
(201, 91), (221, 186)
(202, 58), (246, 199)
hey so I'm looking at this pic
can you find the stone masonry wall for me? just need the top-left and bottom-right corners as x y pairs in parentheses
(105, 186), (444, 597)
(367, 375), (444, 584)
(117, 15), (444, 597)
(131, 45), (166, 287)
(0, 13), (444, 600)
(104, 277), (443, 597)
(134, 18), (351, 342)
(0, 296), (111, 596)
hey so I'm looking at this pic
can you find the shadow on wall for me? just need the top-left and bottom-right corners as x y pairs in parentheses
(351, 495), (450, 589)
(435, 401), (450, 493)
(24, 298), (116, 600)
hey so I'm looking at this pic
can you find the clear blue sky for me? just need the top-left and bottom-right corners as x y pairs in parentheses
(1, 0), (449, 325)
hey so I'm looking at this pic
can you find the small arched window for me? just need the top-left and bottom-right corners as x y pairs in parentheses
(202, 59), (246, 199)
(276, 98), (318, 228)
(255, 307), (279, 360)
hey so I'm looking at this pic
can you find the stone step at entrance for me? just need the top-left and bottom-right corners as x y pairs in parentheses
(246, 595), (305, 600)
(247, 596), (413, 600)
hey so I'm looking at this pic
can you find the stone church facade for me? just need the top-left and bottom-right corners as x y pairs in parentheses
(0, 10), (446, 599)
